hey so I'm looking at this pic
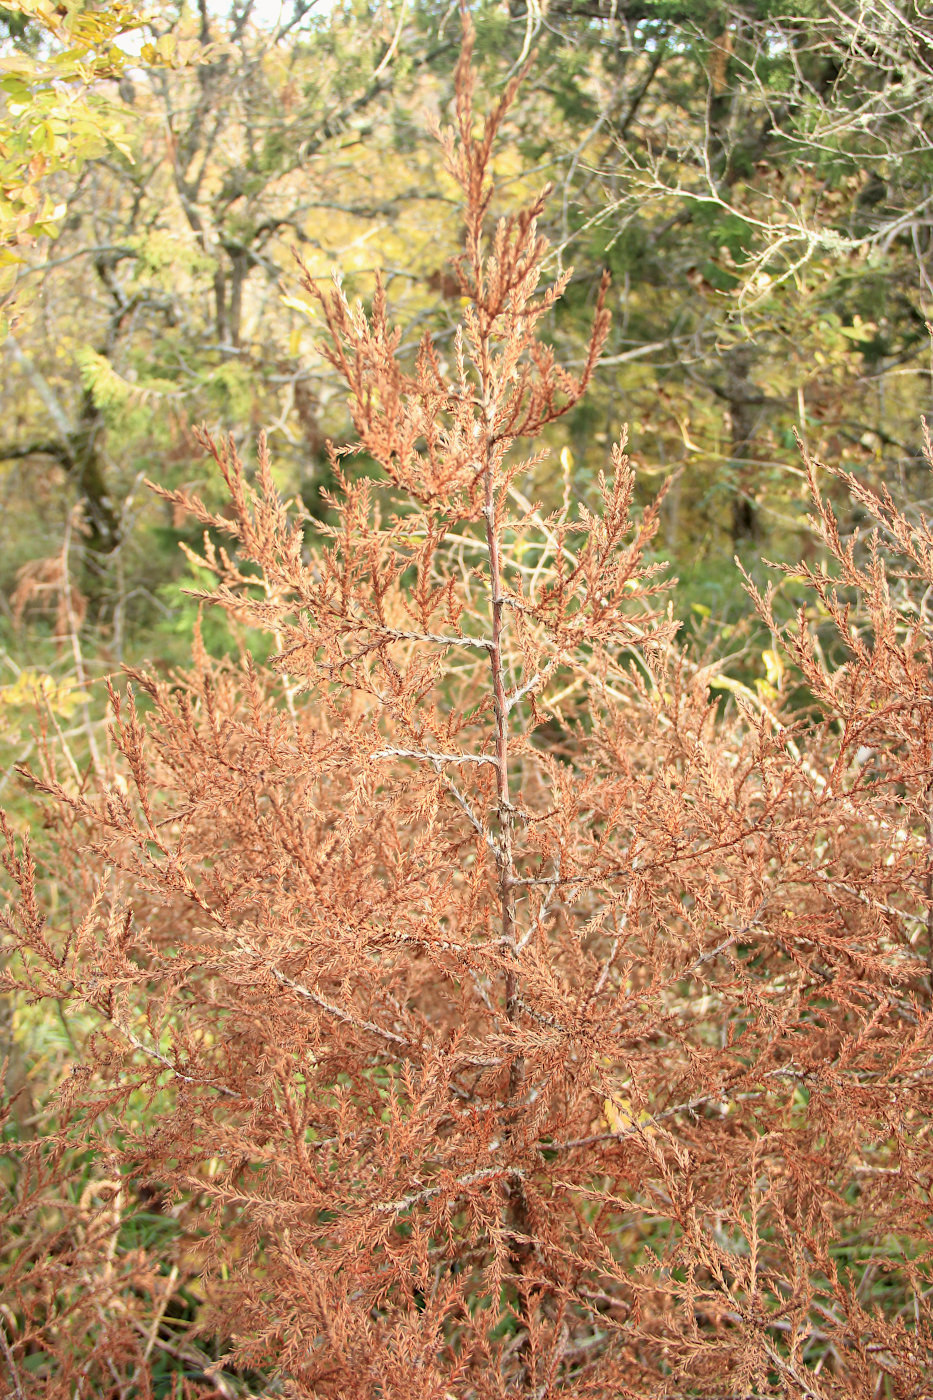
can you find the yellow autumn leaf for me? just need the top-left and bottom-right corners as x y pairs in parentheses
(602, 1093), (657, 1137)
(762, 647), (784, 689)
(0, 670), (88, 719)
(281, 294), (315, 318)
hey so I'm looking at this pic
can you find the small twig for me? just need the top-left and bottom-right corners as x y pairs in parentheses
(373, 1164), (525, 1216)
(438, 768), (505, 863)
(516, 861), (561, 950)
(0, 1322), (26, 1400)
(689, 901), (769, 972)
(138, 1265), (180, 1383)
(368, 624), (494, 650)
(371, 747), (499, 767)
(271, 967), (413, 1049)
(506, 650), (568, 714)
(99, 1015), (242, 1099)
(372, 0), (408, 79)
(128, 1319), (237, 1398)
(584, 877), (639, 1009)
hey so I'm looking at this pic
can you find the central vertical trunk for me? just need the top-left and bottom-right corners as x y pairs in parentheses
(482, 450), (517, 965)
(478, 395), (519, 1063)
(480, 393), (535, 1380)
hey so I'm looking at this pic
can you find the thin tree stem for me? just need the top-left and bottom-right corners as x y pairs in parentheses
(479, 363), (534, 1361)
(480, 408), (519, 1034)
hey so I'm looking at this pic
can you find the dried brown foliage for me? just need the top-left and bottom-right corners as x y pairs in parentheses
(11, 542), (88, 644)
(2, 21), (933, 1399)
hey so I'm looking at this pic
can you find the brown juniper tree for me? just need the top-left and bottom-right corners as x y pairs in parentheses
(3, 16), (933, 1399)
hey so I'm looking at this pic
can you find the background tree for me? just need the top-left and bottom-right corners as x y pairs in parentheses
(498, 0), (933, 584)
(0, 1), (462, 631)
(0, 0), (144, 326)
(6, 0), (932, 661)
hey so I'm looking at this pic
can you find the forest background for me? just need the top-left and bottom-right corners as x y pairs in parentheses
(3, 0), (932, 695)
(2, 0), (933, 1393)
